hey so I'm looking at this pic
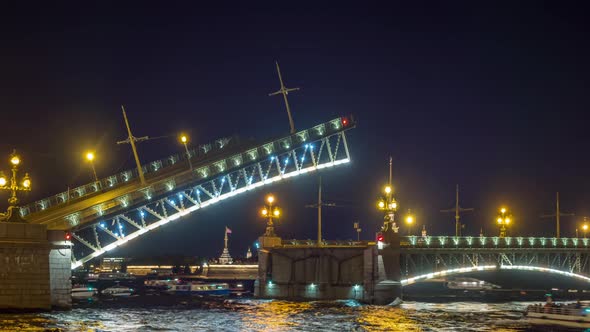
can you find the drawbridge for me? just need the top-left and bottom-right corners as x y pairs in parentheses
(20, 116), (355, 269)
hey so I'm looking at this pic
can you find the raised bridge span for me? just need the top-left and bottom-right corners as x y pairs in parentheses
(21, 116), (355, 269)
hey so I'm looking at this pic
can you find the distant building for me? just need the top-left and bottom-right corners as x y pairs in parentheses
(99, 257), (127, 272)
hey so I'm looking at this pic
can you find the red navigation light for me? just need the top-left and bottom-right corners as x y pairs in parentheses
(65, 232), (71, 241)
(376, 233), (384, 242)
(341, 117), (349, 126)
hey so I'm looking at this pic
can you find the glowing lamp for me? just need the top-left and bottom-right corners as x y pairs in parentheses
(377, 200), (385, 209)
(497, 218), (503, 224)
(406, 215), (414, 224)
(377, 233), (384, 242)
(22, 173), (31, 188)
(504, 218), (511, 224)
(273, 209), (280, 217)
(85, 152), (95, 161)
(500, 208), (506, 214)
(384, 186), (392, 194)
(0, 174), (6, 187)
(267, 195), (275, 204)
(261, 209), (268, 216)
(10, 155), (20, 165)
(180, 135), (188, 143)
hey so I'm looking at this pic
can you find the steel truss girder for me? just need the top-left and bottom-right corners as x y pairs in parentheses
(402, 249), (590, 279)
(70, 131), (352, 269)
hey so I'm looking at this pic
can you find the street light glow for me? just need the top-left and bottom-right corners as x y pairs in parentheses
(180, 135), (188, 143)
(273, 209), (280, 217)
(267, 195), (275, 204)
(406, 215), (414, 224)
(497, 217), (503, 224)
(0, 175), (6, 187)
(10, 155), (20, 166)
(378, 200), (385, 209)
(500, 208), (506, 214)
(261, 208), (268, 216)
(583, 224), (588, 231)
(384, 185), (392, 194)
(86, 152), (95, 162)
(504, 217), (510, 224)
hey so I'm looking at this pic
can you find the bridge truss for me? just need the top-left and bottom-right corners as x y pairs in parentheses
(400, 235), (590, 284)
(69, 117), (353, 269)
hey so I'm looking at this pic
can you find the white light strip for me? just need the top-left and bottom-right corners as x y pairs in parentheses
(501, 265), (590, 282)
(400, 264), (590, 286)
(400, 265), (496, 286)
(71, 158), (351, 269)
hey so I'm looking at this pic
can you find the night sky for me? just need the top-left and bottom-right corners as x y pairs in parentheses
(1, 3), (589, 260)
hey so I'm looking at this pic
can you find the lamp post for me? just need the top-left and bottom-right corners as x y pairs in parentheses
(0, 150), (32, 222)
(85, 151), (98, 182)
(582, 218), (589, 238)
(260, 194), (281, 236)
(496, 207), (512, 238)
(179, 134), (193, 171)
(405, 209), (415, 235)
(377, 184), (398, 232)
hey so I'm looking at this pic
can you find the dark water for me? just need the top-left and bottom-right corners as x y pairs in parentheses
(0, 299), (537, 331)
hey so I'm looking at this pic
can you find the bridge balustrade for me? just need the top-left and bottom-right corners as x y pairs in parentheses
(19, 136), (235, 217)
(402, 236), (590, 249)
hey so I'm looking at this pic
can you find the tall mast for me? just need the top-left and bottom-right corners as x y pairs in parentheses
(441, 184), (473, 236)
(541, 192), (574, 238)
(120, 106), (146, 185)
(269, 61), (299, 134)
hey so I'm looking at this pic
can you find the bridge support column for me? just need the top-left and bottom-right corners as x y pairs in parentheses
(0, 222), (72, 311)
(374, 229), (402, 304)
(254, 234), (282, 298)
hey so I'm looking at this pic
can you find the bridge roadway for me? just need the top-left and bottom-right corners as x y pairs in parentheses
(25, 136), (250, 230)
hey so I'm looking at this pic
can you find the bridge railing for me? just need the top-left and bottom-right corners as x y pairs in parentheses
(19, 136), (235, 217)
(281, 239), (371, 247)
(402, 235), (590, 249)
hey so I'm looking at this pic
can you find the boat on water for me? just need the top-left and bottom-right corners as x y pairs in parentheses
(446, 277), (501, 290)
(101, 285), (135, 297)
(71, 285), (98, 299)
(526, 302), (590, 329)
(166, 282), (231, 296)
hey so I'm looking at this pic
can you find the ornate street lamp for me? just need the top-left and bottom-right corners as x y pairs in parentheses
(377, 183), (398, 232)
(0, 150), (32, 222)
(496, 207), (512, 238)
(260, 194), (281, 236)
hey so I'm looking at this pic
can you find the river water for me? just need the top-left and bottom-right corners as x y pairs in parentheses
(0, 300), (537, 331)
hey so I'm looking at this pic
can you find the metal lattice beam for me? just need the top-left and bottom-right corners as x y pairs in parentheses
(70, 130), (352, 269)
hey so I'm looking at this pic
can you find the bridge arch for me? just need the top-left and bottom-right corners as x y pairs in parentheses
(401, 265), (590, 286)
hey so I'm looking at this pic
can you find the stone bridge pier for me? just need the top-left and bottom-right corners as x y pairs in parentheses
(254, 228), (403, 305)
(0, 221), (72, 310)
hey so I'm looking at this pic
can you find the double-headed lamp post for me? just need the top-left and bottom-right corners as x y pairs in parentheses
(496, 207), (512, 238)
(0, 150), (32, 222)
(85, 151), (98, 182)
(377, 185), (398, 231)
(260, 194), (281, 236)
(179, 134), (193, 170)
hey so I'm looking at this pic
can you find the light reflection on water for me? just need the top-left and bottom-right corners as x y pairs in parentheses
(0, 300), (532, 332)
